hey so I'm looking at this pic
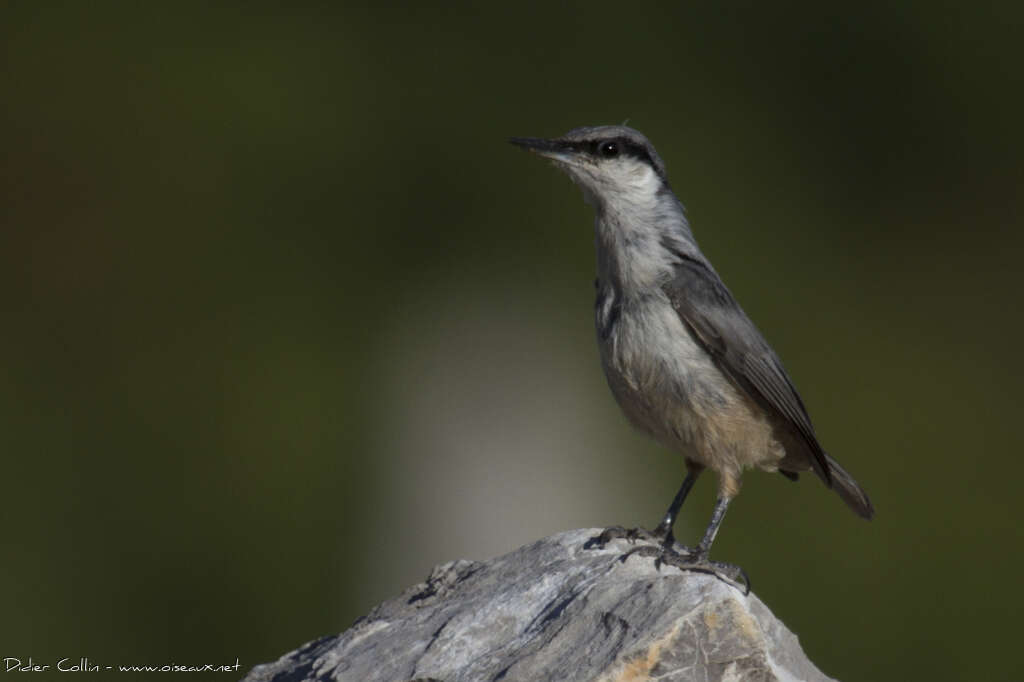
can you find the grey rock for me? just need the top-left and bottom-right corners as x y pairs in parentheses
(242, 529), (835, 682)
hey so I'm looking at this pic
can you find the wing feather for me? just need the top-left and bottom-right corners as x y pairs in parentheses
(662, 255), (832, 484)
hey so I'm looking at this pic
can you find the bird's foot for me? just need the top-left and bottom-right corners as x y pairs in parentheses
(584, 525), (677, 549)
(617, 544), (750, 595)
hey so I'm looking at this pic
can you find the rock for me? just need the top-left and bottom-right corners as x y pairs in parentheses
(241, 529), (835, 682)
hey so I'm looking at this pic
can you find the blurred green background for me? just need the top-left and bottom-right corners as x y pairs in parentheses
(2, 2), (1022, 681)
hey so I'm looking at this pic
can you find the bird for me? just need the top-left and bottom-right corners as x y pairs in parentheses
(509, 125), (873, 590)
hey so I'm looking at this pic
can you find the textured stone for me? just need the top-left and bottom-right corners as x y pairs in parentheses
(242, 529), (835, 682)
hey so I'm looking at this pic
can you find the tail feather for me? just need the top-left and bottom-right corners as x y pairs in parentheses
(824, 453), (874, 520)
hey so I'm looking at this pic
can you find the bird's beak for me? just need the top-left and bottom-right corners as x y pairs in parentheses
(508, 136), (579, 164)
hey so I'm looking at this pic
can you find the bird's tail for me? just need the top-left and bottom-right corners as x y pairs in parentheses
(824, 453), (875, 520)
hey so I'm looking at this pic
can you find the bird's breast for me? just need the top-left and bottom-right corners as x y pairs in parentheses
(597, 294), (722, 421)
(596, 294), (783, 474)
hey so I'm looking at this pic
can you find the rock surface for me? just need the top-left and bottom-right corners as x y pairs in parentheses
(242, 529), (835, 682)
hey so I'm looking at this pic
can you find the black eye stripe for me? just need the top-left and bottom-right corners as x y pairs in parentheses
(588, 137), (659, 172)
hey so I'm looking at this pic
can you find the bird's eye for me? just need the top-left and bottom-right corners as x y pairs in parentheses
(599, 141), (619, 158)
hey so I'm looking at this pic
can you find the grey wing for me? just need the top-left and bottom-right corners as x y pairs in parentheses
(661, 255), (832, 485)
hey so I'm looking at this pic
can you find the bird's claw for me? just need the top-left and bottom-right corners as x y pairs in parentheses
(586, 526), (749, 593)
(585, 525), (656, 548)
(589, 533), (750, 595)
(631, 547), (750, 595)
(585, 525), (683, 549)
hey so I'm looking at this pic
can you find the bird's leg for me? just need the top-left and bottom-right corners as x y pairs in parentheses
(690, 493), (730, 561)
(585, 464), (702, 551)
(650, 494), (749, 593)
(650, 465), (701, 548)
(613, 472), (751, 594)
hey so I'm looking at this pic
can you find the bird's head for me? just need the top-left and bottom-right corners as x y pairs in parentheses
(510, 125), (668, 210)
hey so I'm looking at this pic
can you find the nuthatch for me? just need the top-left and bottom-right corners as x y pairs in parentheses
(511, 126), (873, 590)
